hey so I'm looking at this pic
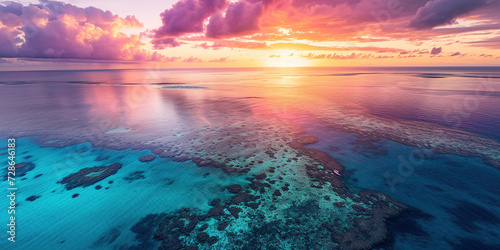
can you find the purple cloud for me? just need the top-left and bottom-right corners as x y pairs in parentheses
(151, 38), (183, 49)
(450, 52), (461, 56)
(206, 1), (264, 38)
(154, 0), (227, 37)
(0, 1), (161, 61)
(430, 47), (442, 55)
(409, 0), (489, 29)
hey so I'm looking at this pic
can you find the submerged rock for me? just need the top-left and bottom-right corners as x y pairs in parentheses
(123, 171), (146, 182)
(228, 184), (242, 193)
(197, 232), (209, 243)
(58, 163), (122, 190)
(139, 154), (156, 162)
(208, 236), (218, 245)
(26, 195), (40, 201)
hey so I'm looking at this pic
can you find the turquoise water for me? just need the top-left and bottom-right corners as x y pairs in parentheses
(1, 137), (241, 249)
(0, 67), (499, 249)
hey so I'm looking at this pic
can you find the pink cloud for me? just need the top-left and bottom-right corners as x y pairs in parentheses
(151, 38), (183, 49)
(431, 47), (442, 55)
(299, 53), (369, 60)
(206, 1), (264, 38)
(208, 57), (229, 62)
(182, 56), (203, 62)
(194, 40), (267, 49)
(154, 0), (227, 37)
(151, 0), (500, 51)
(0, 1), (161, 61)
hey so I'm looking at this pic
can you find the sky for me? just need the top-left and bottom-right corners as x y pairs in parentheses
(1, 0), (500, 68)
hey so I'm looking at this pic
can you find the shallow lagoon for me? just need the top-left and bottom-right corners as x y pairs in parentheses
(0, 67), (499, 249)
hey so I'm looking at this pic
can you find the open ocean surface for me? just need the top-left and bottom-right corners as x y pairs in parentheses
(0, 67), (499, 249)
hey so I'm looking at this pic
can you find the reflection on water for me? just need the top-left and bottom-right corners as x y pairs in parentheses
(0, 67), (499, 249)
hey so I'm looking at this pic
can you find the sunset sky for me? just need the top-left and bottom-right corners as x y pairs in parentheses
(1, 0), (500, 68)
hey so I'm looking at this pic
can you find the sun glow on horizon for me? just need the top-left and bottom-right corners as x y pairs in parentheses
(264, 49), (311, 67)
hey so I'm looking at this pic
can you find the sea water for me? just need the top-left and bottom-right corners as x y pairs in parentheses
(0, 67), (499, 249)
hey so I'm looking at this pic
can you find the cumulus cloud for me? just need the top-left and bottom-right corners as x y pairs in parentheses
(409, 0), (489, 29)
(206, 1), (264, 38)
(430, 47), (442, 55)
(154, 0), (227, 37)
(0, 1), (160, 60)
(151, 0), (500, 54)
(151, 38), (182, 49)
(450, 52), (461, 56)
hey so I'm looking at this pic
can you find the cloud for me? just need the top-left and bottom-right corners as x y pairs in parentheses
(194, 40), (267, 49)
(206, 1), (264, 38)
(0, 1), (161, 61)
(154, 0), (227, 37)
(151, 38), (183, 49)
(299, 52), (399, 60)
(467, 36), (500, 49)
(430, 47), (442, 55)
(300, 53), (372, 60)
(182, 56), (203, 62)
(165, 56), (182, 62)
(450, 52), (461, 56)
(151, 0), (500, 56)
(409, 0), (489, 29)
(208, 57), (229, 62)
(193, 40), (407, 53)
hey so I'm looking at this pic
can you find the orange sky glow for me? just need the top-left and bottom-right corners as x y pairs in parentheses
(1, 0), (500, 69)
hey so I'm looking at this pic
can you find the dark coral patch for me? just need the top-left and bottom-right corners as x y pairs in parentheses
(72, 194), (79, 198)
(217, 221), (229, 231)
(58, 163), (122, 190)
(228, 184), (242, 193)
(139, 154), (156, 162)
(26, 195), (40, 201)
(273, 190), (282, 197)
(199, 224), (208, 231)
(132, 213), (167, 249)
(197, 232), (209, 243)
(207, 236), (219, 245)
(228, 207), (242, 218)
(123, 171), (146, 182)
(95, 155), (110, 161)
(254, 173), (267, 180)
(4, 162), (35, 181)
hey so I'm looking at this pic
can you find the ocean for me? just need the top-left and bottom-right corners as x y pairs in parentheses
(0, 67), (499, 249)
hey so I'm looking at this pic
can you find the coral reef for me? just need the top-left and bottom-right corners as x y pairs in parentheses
(58, 163), (122, 190)
(4, 162), (35, 180)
